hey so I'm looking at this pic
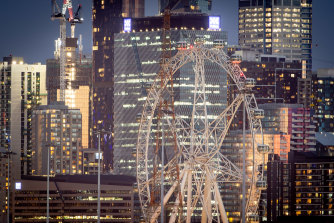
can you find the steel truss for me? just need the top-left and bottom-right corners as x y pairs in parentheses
(137, 43), (265, 223)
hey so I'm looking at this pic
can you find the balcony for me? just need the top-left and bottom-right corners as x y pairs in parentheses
(292, 130), (303, 134)
(291, 141), (303, 145)
(291, 147), (303, 151)
(292, 113), (303, 117)
(306, 142), (316, 146)
(292, 135), (303, 140)
(292, 124), (303, 128)
(305, 125), (316, 129)
(292, 118), (303, 122)
(306, 148), (316, 152)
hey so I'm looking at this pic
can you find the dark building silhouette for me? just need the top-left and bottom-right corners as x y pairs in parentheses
(159, 0), (212, 13)
(312, 68), (334, 132)
(266, 151), (334, 221)
(92, 0), (144, 172)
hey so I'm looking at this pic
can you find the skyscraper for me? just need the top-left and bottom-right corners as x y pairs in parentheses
(0, 56), (47, 221)
(0, 56), (47, 177)
(238, 0), (312, 70)
(113, 15), (227, 176)
(312, 68), (334, 132)
(92, 0), (144, 172)
(159, 0), (212, 13)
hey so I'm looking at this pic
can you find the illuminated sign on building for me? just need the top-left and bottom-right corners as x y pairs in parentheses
(15, 182), (22, 190)
(95, 152), (102, 160)
(124, 18), (132, 32)
(209, 16), (220, 30)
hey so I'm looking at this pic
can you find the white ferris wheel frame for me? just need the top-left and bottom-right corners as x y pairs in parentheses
(136, 43), (265, 223)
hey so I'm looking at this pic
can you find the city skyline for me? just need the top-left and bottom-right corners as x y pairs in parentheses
(0, 0), (333, 71)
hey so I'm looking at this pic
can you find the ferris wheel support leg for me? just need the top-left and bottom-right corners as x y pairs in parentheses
(150, 170), (186, 223)
(168, 170), (188, 223)
(201, 171), (212, 222)
(186, 170), (193, 223)
(214, 182), (229, 223)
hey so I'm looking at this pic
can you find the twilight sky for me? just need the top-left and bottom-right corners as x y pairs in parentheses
(0, 0), (333, 71)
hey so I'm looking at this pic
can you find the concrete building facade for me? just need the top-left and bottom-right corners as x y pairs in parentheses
(0, 56), (47, 221)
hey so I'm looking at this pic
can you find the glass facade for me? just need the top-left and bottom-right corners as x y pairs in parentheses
(113, 29), (228, 176)
(312, 71), (334, 132)
(238, 0), (312, 70)
(92, 0), (144, 172)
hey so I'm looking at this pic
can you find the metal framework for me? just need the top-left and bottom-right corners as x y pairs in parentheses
(137, 43), (267, 223)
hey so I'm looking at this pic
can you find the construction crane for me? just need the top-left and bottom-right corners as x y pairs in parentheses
(51, 0), (82, 102)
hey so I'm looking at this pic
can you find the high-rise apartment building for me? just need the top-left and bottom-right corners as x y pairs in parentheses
(238, 0), (312, 70)
(0, 56), (47, 221)
(0, 56), (47, 177)
(312, 68), (334, 132)
(159, 0), (212, 13)
(92, 0), (144, 172)
(31, 102), (83, 175)
(113, 15), (227, 176)
(266, 151), (334, 221)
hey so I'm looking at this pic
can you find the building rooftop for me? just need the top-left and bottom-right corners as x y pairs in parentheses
(316, 132), (334, 146)
(259, 103), (303, 109)
(317, 68), (334, 78)
(21, 174), (136, 186)
(36, 101), (80, 111)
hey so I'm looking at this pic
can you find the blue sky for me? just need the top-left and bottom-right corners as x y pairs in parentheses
(0, 0), (333, 71)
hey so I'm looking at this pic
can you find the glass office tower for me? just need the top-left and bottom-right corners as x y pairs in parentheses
(238, 0), (312, 70)
(113, 15), (227, 176)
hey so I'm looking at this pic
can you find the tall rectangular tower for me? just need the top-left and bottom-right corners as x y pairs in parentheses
(238, 0), (312, 70)
(0, 56), (47, 221)
(113, 15), (227, 176)
(0, 56), (47, 178)
(92, 0), (144, 172)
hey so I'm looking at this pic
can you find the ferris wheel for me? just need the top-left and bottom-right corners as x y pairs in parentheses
(136, 40), (269, 223)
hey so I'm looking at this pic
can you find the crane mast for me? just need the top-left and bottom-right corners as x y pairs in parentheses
(51, 0), (67, 102)
(51, 0), (82, 102)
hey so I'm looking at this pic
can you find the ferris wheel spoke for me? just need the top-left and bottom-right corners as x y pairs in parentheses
(206, 94), (243, 159)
